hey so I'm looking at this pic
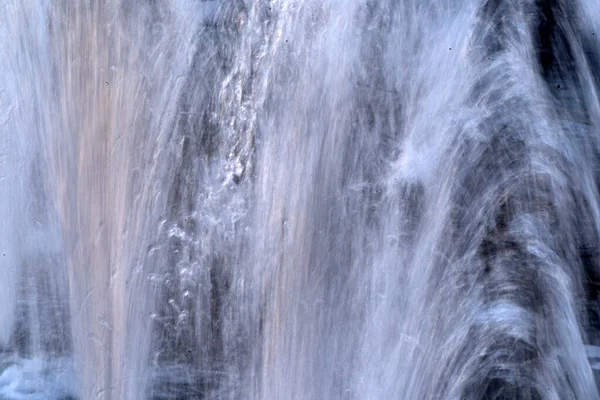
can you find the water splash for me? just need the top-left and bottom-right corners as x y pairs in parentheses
(2, 0), (600, 399)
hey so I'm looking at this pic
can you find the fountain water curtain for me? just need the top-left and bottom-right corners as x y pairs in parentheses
(2, 0), (600, 399)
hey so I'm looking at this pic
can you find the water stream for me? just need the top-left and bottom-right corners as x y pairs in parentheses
(2, 1), (600, 399)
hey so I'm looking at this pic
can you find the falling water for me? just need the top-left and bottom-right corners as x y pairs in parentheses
(2, 0), (600, 399)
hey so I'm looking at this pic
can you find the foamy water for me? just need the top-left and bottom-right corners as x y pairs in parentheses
(2, 1), (600, 399)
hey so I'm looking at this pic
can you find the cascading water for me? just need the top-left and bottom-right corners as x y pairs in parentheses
(2, 0), (600, 399)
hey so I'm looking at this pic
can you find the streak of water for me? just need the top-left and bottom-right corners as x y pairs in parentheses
(2, 1), (600, 399)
